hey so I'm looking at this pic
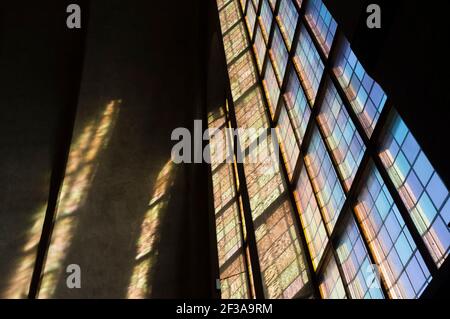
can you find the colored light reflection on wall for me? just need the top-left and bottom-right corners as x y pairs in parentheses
(127, 160), (175, 298)
(2, 204), (47, 298)
(38, 100), (121, 298)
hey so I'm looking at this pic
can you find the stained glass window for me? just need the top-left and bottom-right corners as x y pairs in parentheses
(304, 0), (337, 57)
(294, 168), (329, 269)
(228, 51), (258, 102)
(260, 0), (273, 42)
(270, 25), (289, 84)
(277, 0), (299, 50)
(380, 112), (450, 267)
(294, 27), (325, 105)
(354, 164), (432, 299)
(263, 59), (281, 116)
(304, 127), (346, 234)
(317, 79), (366, 192)
(213, 0), (447, 299)
(277, 103), (300, 179)
(219, 0), (242, 34)
(223, 22), (249, 64)
(319, 255), (347, 299)
(334, 38), (387, 138)
(336, 215), (385, 299)
(254, 24), (267, 72)
(283, 68), (311, 145)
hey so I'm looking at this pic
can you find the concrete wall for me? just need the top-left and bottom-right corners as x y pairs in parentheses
(0, 0), (87, 298)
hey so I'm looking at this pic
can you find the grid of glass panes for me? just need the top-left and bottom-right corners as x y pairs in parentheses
(317, 79), (366, 192)
(305, 127), (346, 234)
(379, 112), (450, 267)
(294, 168), (329, 269)
(244, 133), (312, 298)
(263, 59), (280, 116)
(319, 255), (347, 299)
(293, 27), (325, 105)
(277, 103), (300, 179)
(354, 165), (432, 298)
(260, 0), (273, 42)
(335, 215), (385, 299)
(304, 0), (337, 57)
(277, 0), (299, 49)
(246, 0), (257, 38)
(270, 25), (289, 84)
(283, 68), (311, 144)
(215, 0), (450, 299)
(217, 0), (315, 299)
(254, 24), (267, 72)
(333, 38), (387, 138)
(208, 102), (250, 299)
(223, 22), (249, 64)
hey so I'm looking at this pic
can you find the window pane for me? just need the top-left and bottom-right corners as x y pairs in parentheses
(263, 59), (280, 117)
(254, 23), (267, 72)
(270, 25), (289, 84)
(277, 0), (299, 49)
(317, 79), (366, 191)
(354, 164), (432, 298)
(228, 51), (258, 102)
(223, 22), (249, 64)
(380, 112), (450, 267)
(294, 168), (329, 269)
(246, 1), (257, 38)
(235, 87), (270, 150)
(209, 106), (250, 299)
(277, 103), (300, 179)
(336, 216), (385, 299)
(304, 127), (346, 233)
(219, 0), (242, 34)
(255, 199), (311, 298)
(283, 68), (311, 144)
(294, 27), (325, 105)
(260, 0), (273, 42)
(304, 0), (337, 57)
(333, 38), (387, 137)
(319, 255), (347, 299)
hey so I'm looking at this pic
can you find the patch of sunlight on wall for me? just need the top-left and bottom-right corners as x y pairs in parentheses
(127, 160), (176, 299)
(1, 204), (47, 298)
(38, 100), (121, 298)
